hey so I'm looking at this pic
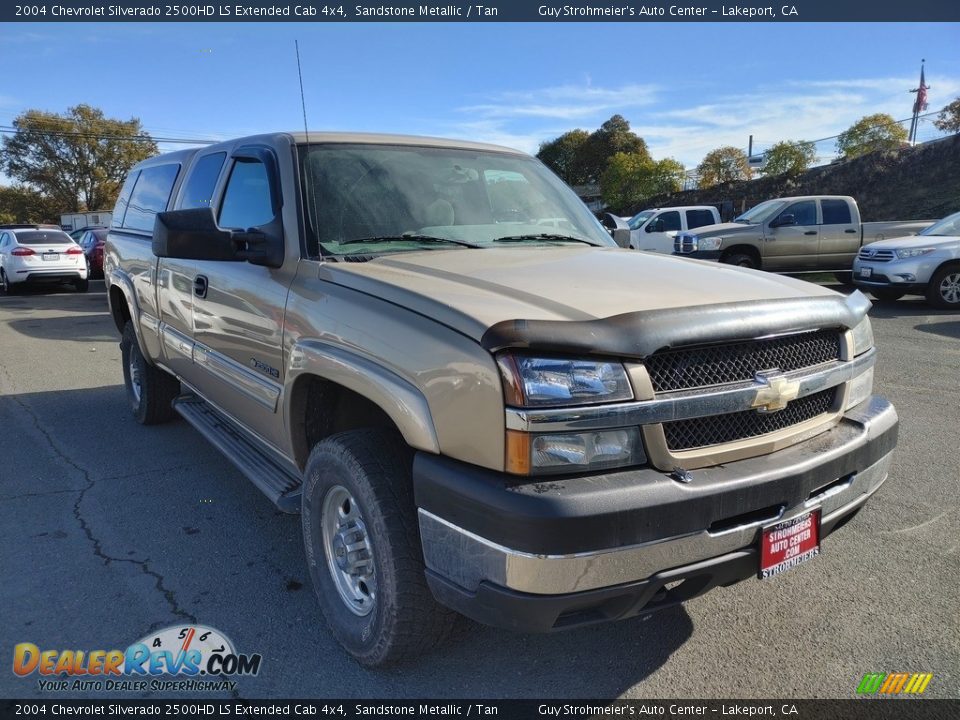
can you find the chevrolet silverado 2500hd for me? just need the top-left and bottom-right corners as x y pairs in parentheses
(673, 195), (931, 276)
(105, 134), (898, 667)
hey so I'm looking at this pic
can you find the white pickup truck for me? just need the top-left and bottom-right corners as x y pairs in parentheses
(611, 206), (720, 253)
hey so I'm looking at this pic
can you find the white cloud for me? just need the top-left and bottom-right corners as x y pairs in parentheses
(460, 83), (659, 121)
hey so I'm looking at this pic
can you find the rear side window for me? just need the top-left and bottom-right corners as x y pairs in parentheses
(123, 164), (181, 232)
(178, 152), (227, 210)
(218, 158), (274, 229)
(15, 230), (73, 245)
(659, 211), (681, 232)
(686, 209), (716, 229)
(821, 199), (852, 225)
(112, 171), (140, 228)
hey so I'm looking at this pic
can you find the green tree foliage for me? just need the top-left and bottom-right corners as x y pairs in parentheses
(933, 97), (960, 133)
(762, 140), (817, 177)
(536, 129), (590, 185)
(2, 104), (158, 212)
(697, 146), (752, 188)
(601, 155), (685, 210)
(579, 114), (650, 184)
(0, 184), (61, 224)
(836, 113), (908, 159)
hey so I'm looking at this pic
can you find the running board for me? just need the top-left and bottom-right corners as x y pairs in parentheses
(173, 395), (302, 513)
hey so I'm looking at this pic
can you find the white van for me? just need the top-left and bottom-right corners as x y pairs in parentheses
(625, 206), (720, 253)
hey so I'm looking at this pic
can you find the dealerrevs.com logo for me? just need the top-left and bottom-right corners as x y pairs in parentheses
(13, 625), (261, 693)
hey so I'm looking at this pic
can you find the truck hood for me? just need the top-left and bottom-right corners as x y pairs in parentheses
(684, 222), (758, 237)
(320, 246), (840, 343)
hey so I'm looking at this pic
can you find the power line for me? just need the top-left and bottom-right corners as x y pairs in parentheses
(0, 125), (217, 145)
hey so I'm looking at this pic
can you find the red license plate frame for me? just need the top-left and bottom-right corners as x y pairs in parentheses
(759, 509), (821, 579)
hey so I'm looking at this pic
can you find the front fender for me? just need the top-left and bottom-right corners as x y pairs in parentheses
(286, 339), (441, 455)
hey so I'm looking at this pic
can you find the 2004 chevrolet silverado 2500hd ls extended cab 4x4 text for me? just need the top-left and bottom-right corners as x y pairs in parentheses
(104, 133), (897, 667)
(673, 195), (931, 278)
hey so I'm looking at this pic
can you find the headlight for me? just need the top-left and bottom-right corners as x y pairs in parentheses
(845, 367), (874, 410)
(698, 237), (723, 251)
(506, 428), (645, 475)
(895, 247), (936, 259)
(849, 316), (874, 356)
(497, 355), (633, 408)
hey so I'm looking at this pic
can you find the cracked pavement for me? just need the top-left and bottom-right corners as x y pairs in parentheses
(0, 281), (957, 699)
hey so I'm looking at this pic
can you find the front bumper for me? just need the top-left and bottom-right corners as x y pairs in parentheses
(672, 249), (721, 261)
(415, 396), (897, 631)
(852, 256), (938, 294)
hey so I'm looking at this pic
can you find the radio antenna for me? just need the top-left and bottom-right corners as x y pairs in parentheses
(295, 40), (314, 253)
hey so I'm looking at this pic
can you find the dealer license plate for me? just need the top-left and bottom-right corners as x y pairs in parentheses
(859, 267), (872, 278)
(759, 509), (820, 579)
(42, 252), (59, 261)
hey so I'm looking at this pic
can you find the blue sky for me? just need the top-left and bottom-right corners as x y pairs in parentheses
(1, 22), (959, 169)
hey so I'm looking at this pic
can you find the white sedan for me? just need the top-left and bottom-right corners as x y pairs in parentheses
(0, 225), (89, 294)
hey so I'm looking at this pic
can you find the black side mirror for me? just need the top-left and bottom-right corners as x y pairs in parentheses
(771, 213), (796, 228)
(153, 208), (284, 268)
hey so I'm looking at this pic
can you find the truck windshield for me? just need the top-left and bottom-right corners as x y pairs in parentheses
(298, 143), (614, 256)
(627, 211), (655, 231)
(919, 211), (960, 237)
(734, 200), (787, 224)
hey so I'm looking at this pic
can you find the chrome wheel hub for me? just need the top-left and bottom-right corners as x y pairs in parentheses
(321, 485), (376, 616)
(940, 273), (960, 305)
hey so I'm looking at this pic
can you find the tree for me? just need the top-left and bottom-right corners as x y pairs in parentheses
(579, 114), (650, 184)
(697, 146), (752, 188)
(762, 140), (817, 177)
(836, 113), (908, 159)
(601, 155), (686, 210)
(0, 184), (61, 224)
(933, 97), (960, 133)
(2, 104), (157, 212)
(536, 129), (590, 185)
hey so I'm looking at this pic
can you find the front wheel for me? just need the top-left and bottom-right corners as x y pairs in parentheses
(926, 266), (960, 310)
(120, 321), (180, 424)
(721, 252), (758, 270)
(302, 429), (457, 667)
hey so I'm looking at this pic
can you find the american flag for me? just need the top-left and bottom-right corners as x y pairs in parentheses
(913, 66), (930, 114)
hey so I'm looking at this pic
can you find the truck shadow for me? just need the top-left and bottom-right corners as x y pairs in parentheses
(2, 383), (694, 700)
(0, 282), (109, 314)
(7, 313), (117, 343)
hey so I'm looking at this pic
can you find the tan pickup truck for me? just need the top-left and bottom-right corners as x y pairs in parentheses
(673, 195), (931, 278)
(105, 133), (897, 667)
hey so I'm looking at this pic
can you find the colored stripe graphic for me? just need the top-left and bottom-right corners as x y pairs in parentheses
(857, 672), (933, 695)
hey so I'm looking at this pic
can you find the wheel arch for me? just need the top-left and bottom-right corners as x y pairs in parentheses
(286, 340), (441, 471)
(720, 244), (762, 267)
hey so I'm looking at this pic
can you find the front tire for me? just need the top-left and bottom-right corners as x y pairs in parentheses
(302, 429), (457, 667)
(120, 321), (180, 424)
(721, 252), (758, 270)
(926, 265), (960, 309)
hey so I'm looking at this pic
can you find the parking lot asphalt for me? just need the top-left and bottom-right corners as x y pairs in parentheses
(0, 280), (957, 700)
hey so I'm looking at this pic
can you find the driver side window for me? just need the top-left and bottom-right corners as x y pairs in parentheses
(780, 200), (817, 226)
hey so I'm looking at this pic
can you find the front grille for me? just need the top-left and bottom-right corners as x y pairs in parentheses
(663, 388), (836, 451)
(858, 248), (896, 262)
(645, 330), (842, 393)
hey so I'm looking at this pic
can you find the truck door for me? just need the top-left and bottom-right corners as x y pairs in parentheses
(636, 210), (681, 253)
(817, 198), (859, 270)
(763, 199), (819, 271)
(190, 147), (292, 449)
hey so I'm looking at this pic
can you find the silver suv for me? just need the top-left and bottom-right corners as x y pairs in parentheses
(853, 211), (960, 308)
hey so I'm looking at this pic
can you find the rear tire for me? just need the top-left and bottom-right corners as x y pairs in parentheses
(74, 278), (89, 293)
(120, 321), (180, 425)
(870, 288), (905, 302)
(301, 428), (457, 667)
(926, 265), (960, 310)
(721, 252), (758, 270)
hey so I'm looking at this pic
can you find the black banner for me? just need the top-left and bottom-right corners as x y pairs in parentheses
(4, 0), (960, 23)
(1, 700), (959, 720)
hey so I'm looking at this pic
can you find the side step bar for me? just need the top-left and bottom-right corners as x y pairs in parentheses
(173, 395), (302, 513)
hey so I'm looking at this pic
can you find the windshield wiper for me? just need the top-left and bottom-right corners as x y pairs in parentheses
(340, 234), (480, 248)
(492, 233), (596, 246)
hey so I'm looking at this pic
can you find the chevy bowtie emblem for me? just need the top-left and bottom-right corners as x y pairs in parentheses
(751, 371), (801, 413)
